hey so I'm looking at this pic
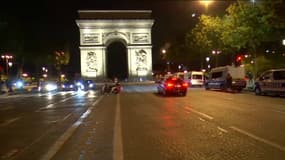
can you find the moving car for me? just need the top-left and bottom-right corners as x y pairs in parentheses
(60, 80), (76, 91)
(38, 81), (58, 92)
(255, 69), (285, 96)
(75, 79), (95, 91)
(157, 77), (188, 96)
(187, 71), (205, 87)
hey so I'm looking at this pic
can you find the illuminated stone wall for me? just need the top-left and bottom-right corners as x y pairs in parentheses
(76, 10), (154, 80)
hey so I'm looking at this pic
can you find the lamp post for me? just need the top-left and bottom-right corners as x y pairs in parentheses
(1, 54), (13, 77)
(205, 57), (210, 71)
(212, 50), (221, 67)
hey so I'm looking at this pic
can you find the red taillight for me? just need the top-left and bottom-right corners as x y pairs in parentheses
(166, 83), (174, 87)
(182, 83), (188, 87)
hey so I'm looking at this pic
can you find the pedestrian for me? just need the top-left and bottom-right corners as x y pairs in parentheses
(226, 73), (232, 91)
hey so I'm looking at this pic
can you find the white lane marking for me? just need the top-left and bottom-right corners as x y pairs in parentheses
(184, 106), (213, 120)
(40, 96), (103, 160)
(36, 95), (78, 112)
(217, 126), (228, 133)
(1, 149), (20, 159)
(230, 126), (285, 152)
(0, 117), (21, 127)
(60, 96), (75, 103)
(113, 94), (124, 160)
(46, 104), (54, 109)
(198, 117), (206, 122)
(62, 113), (72, 121)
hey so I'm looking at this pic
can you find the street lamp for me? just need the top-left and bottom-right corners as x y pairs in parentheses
(161, 49), (167, 60)
(200, 0), (213, 12)
(205, 57), (210, 62)
(212, 50), (221, 67)
(1, 54), (13, 77)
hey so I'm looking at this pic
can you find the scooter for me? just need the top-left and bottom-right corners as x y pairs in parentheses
(110, 83), (121, 94)
(102, 83), (122, 94)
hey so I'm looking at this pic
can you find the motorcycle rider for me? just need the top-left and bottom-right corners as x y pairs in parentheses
(110, 82), (121, 94)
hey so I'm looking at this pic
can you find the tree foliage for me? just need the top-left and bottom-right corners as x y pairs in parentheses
(187, 0), (285, 76)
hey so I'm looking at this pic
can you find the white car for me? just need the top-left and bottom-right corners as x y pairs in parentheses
(255, 69), (285, 96)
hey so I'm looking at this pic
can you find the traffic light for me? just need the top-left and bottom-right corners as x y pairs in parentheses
(236, 56), (242, 62)
(235, 55), (243, 66)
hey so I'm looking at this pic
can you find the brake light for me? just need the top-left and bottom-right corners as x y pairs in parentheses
(166, 83), (174, 87)
(182, 83), (188, 87)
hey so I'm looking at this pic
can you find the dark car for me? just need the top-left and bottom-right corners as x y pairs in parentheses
(75, 79), (95, 91)
(38, 81), (58, 92)
(85, 80), (96, 90)
(157, 77), (188, 96)
(60, 81), (76, 91)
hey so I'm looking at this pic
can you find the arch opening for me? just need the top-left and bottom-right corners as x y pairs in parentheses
(106, 41), (128, 80)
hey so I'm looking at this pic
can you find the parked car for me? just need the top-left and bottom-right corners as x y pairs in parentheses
(157, 77), (188, 96)
(255, 69), (285, 96)
(205, 65), (246, 92)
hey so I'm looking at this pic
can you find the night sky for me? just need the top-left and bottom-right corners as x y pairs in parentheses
(0, 0), (232, 76)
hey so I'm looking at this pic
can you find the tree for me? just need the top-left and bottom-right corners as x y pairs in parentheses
(54, 43), (70, 82)
(188, 0), (285, 76)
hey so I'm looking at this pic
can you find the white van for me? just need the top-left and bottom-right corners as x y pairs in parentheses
(187, 71), (205, 87)
(205, 65), (246, 92)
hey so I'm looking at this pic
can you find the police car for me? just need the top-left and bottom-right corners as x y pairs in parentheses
(205, 65), (246, 92)
(255, 69), (285, 96)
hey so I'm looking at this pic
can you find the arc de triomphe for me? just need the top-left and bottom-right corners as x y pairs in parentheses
(76, 10), (154, 81)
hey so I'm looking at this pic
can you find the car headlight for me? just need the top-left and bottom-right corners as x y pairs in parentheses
(15, 81), (24, 88)
(45, 84), (57, 91)
(89, 83), (94, 88)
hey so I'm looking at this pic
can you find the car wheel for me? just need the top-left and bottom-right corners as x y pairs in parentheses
(205, 84), (209, 90)
(255, 87), (262, 95)
(162, 90), (167, 96)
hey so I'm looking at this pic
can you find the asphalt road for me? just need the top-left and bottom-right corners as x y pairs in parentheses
(1, 86), (285, 160)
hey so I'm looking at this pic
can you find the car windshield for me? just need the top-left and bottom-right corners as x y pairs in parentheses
(192, 75), (203, 79)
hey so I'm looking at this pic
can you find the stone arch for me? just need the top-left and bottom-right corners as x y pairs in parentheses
(103, 31), (129, 46)
(106, 40), (128, 80)
(76, 10), (154, 81)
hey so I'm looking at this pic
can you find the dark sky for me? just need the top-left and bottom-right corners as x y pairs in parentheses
(0, 0), (232, 74)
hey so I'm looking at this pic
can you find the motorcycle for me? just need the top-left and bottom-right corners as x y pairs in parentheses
(102, 83), (122, 94)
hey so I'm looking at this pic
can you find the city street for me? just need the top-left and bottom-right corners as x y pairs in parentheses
(1, 86), (285, 160)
